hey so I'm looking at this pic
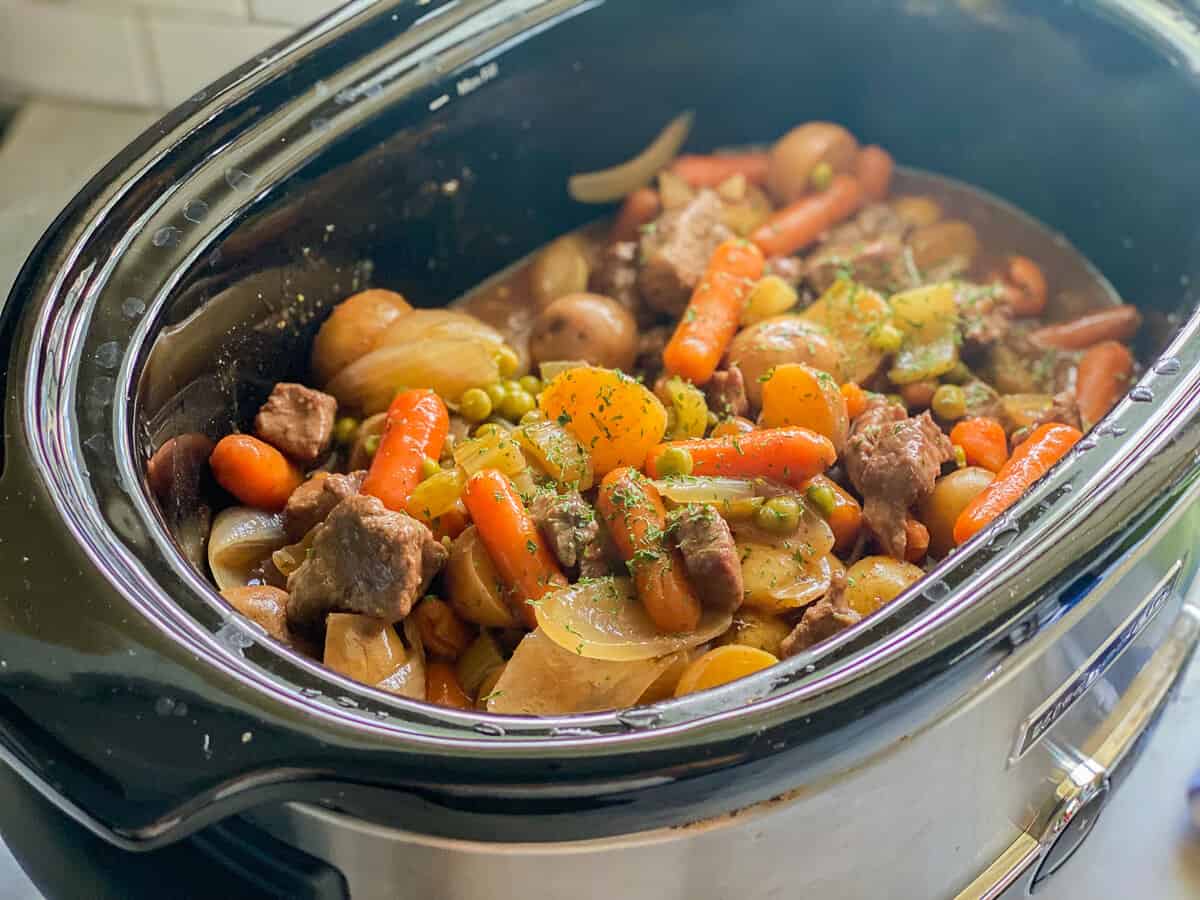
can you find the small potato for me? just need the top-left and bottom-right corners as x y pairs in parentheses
(729, 316), (845, 407)
(739, 543), (831, 612)
(843, 556), (924, 617)
(909, 220), (979, 276)
(529, 234), (591, 309)
(918, 466), (995, 558)
(801, 280), (891, 384)
(760, 363), (849, 453)
(538, 366), (668, 475)
(444, 526), (519, 628)
(899, 379), (938, 410)
(715, 609), (793, 657)
(220, 585), (290, 642)
(891, 195), (943, 229)
(311, 289), (411, 385)
(323, 613), (408, 685)
(767, 122), (860, 204)
(529, 292), (638, 371)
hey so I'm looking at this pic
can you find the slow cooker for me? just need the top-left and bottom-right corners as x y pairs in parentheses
(3, 1), (1200, 897)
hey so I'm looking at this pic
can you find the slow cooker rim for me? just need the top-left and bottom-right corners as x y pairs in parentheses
(20, 0), (1200, 750)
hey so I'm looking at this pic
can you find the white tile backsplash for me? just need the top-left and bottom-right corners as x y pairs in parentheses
(72, 0), (251, 18)
(0, 1), (161, 106)
(249, 0), (340, 26)
(147, 17), (293, 105)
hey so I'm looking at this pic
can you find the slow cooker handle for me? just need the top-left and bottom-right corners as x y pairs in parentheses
(953, 601), (1200, 898)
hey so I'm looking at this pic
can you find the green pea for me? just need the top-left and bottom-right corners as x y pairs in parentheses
(420, 456), (441, 480)
(953, 444), (967, 468)
(494, 345), (521, 378)
(484, 382), (508, 408)
(869, 322), (905, 354)
(805, 483), (837, 519)
(499, 389), (536, 421)
(810, 161), (834, 191)
(931, 384), (967, 421)
(333, 416), (359, 447)
(755, 496), (802, 534)
(656, 446), (693, 477)
(518, 374), (542, 396)
(363, 434), (381, 457)
(459, 387), (493, 423)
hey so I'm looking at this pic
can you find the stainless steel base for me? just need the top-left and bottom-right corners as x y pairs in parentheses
(247, 495), (1200, 900)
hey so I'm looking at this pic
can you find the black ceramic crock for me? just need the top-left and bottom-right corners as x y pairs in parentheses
(0, 0), (1199, 881)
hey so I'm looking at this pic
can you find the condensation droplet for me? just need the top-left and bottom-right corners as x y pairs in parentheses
(299, 687), (322, 698)
(173, 701), (188, 717)
(83, 433), (109, 455)
(550, 726), (600, 738)
(803, 663), (817, 673)
(334, 696), (359, 708)
(925, 579), (952, 601)
(616, 708), (662, 729)
(373, 709), (390, 719)
(472, 721), (506, 736)
(95, 341), (121, 369)
(1129, 386), (1154, 403)
(122, 296), (146, 318)
(86, 375), (116, 411)
(1154, 357), (1181, 376)
(152, 225), (181, 247)
(1061, 483), (1073, 493)
(183, 199), (210, 223)
(310, 116), (332, 133)
(989, 527), (1018, 551)
(1075, 436), (1098, 452)
(154, 697), (176, 716)
(226, 168), (256, 190)
(215, 621), (255, 654)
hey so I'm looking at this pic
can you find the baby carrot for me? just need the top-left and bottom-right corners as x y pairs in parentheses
(953, 423), (1082, 545)
(750, 173), (863, 258)
(1029, 304), (1141, 350)
(610, 187), (660, 243)
(645, 427), (836, 485)
(463, 469), (566, 628)
(711, 416), (756, 439)
(671, 152), (770, 187)
(950, 417), (1009, 473)
(802, 473), (862, 552)
(840, 382), (869, 420)
(426, 661), (472, 709)
(597, 468), (702, 633)
(362, 389), (449, 512)
(210, 434), (302, 511)
(854, 146), (894, 202)
(1075, 340), (1135, 428)
(1004, 256), (1047, 317)
(663, 239), (765, 384)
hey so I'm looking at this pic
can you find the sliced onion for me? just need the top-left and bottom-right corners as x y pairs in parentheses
(272, 527), (316, 577)
(378, 619), (426, 700)
(653, 476), (760, 506)
(534, 576), (731, 661)
(538, 359), (588, 382)
(208, 507), (287, 591)
(324, 338), (500, 414)
(487, 629), (682, 715)
(568, 111), (694, 203)
(374, 309), (505, 352)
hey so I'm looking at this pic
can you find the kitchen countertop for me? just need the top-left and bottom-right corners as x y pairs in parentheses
(1, 97), (1199, 900)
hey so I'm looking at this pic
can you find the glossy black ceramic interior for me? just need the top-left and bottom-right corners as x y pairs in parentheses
(2, 0), (1200, 854)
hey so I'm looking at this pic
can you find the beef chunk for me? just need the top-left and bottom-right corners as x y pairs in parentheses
(254, 382), (338, 464)
(957, 282), (1012, 359)
(637, 190), (732, 316)
(844, 401), (954, 558)
(589, 241), (642, 315)
(530, 489), (598, 570)
(804, 204), (916, 294)
(283, 470), (366, 540)
(635, 324), (673, 380)
(706, 367), (749, 419)
(781, 571), (859, 656)
(287, 494), (447, 625)
(669, 504), (743, 613)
